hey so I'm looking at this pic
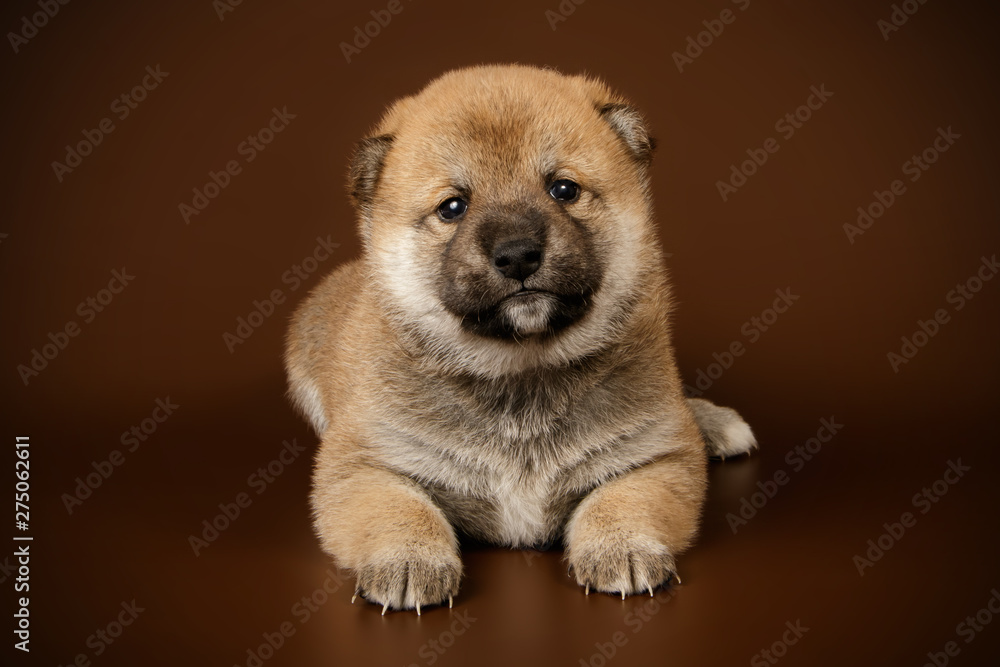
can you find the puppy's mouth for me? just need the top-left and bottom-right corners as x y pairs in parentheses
(455, 286), (592, 340)
(504, 288), (545, 300)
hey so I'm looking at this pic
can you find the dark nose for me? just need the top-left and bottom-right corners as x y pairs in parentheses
(492, 238), (543, 282)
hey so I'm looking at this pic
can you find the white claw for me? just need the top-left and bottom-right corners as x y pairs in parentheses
(416, 603), (421, 616)
(648, 586), (654, 597)
(381, 603), (389, 616)
(621, 591), (626, 600)
(448, 595), (453, 609)
(351, 593), (358, 604)
(585, 584), (590, 596)
(674, 573), (682, 585)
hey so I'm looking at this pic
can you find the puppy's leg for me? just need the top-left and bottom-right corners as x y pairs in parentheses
(312, 447), (461, 613)
(565, 445), (706, 596)
(686, 397), (757, 459)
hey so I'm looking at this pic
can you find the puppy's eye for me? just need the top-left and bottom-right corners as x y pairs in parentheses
(437, 197), (468, 222)
(549, 179), (580, 202)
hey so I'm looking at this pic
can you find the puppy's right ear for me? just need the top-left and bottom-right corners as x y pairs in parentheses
(598, 103), (656, 165)
(347, 134), (394, 243)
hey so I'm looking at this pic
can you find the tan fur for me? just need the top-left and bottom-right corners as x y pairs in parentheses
(285, 65), (755, 611)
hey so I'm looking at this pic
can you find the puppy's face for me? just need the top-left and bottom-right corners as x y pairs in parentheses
(433, 168), (599, 341)
(352, 66), (660, 374)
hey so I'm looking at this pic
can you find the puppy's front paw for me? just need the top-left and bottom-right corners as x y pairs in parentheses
(355, 543), (462, 614)
(567, 530), (677, 597)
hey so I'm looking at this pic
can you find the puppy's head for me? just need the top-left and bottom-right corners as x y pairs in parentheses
(349, 65), (663, 375)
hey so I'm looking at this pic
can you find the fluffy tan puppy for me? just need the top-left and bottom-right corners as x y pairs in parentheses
(285, 64), (756, 613)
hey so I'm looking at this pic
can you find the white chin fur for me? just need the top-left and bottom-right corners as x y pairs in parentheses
(500, 293), (556, 336)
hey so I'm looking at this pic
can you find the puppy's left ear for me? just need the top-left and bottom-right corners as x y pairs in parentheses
(347, 134), (394, 243)
(598, 103), (656, 164)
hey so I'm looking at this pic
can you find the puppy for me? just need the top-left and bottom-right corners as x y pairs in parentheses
(284, 64), (756, 613)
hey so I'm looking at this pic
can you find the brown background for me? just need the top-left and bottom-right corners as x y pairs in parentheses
(2, 0), (999, 665)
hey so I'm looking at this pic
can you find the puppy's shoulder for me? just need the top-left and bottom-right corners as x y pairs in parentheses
(286, 258), (379, 374)
(291, 258), (365, 327)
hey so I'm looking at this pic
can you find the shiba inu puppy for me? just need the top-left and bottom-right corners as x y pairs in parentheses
(285, 64), (756, 613)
